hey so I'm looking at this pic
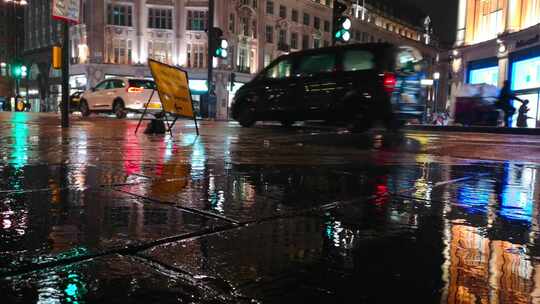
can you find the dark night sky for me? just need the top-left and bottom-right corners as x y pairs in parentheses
(394, 0), (459, 47)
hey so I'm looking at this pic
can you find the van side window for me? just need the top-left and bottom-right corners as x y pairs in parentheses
(298, 53), (336, 75)
(343, 50), (375, 71)
(265, 58), (293, 79)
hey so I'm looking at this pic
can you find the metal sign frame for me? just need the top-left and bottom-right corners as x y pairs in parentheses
(135, 59), (199, 136)
(52, 0), (80, 24)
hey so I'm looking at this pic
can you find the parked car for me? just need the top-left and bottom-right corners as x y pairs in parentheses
(79, 78), (162, 118)
(231, 43), (426, 128)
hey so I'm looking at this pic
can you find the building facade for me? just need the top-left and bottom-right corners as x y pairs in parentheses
(24, 0), (444, 119)
(1, 1), (26, 108)
(453, 0), (540, 128)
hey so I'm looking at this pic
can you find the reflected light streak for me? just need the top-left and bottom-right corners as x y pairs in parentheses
(11, 113), (29, 170)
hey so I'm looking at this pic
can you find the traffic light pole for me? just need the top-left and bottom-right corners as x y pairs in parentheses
(61, 21), (70, 128)
(206, 0), (215, 118)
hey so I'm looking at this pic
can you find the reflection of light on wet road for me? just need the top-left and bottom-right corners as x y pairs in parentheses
(183, 134), (205, 178)
(10, 114), (29, 182)
(500, 164), (535, 223)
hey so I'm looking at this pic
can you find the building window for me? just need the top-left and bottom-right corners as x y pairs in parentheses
(476, 0), (504, 42)
(229, 14), (235, 33)
(252, 0), (258, 8)
(187, 44), (205, 68)
(324, 20), (330, 32)
(313, 37), (320, 48)
(241, 17), (249, 36)
(278, 29), (286, 45)
(148, 41), (172, 64)
(238, 48), (249, 72)
(314, 16), (320, 30)
(107, 4), (132, 26)
(265, 25), (273, 43)
(187, 10), (207, 31)
(303, 13), (310, 26)
(302, 34), (309, 49)
(81, 0), (87, 24)
(279, 5), (286, 18)
(266, 1), (274, 15)
(148, 8), (172, 29)
(292, 9), (298, 22)
(264, 53), (271, 67)
(252, 20), (257, 38)
(108, 39), (132, 64)
(291, 32), (298, 49)
(241, 0), (249, 5)
(1, 63), (7, 77)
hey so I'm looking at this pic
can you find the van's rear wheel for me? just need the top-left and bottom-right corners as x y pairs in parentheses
(238, 105), (256, 128)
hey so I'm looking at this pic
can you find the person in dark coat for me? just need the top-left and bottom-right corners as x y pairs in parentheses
(497, 81), (519, 127)
(517, 99), (530, 128)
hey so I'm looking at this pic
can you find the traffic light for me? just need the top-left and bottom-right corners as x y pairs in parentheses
(333, 1), (351, 43)
(210, 27), (228, 59)
(21, 65), (27, 78)
(11, 63), (22, 79)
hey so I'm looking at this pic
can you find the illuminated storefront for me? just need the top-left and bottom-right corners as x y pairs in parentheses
(467, 58), (499, 87)
(453, 0), (540, 127)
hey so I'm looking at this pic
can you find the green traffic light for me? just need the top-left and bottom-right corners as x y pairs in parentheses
(12, 65), (22, 78)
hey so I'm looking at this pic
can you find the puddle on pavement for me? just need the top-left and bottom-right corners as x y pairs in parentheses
(0, 188), (227, 273)
(0, 254), (249, 303)
(138, 161), (540, 303)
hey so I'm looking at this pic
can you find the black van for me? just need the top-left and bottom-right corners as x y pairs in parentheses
(231, 43), (426, 128)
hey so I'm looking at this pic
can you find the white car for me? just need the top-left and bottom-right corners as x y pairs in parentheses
(79, 78), (162, 118)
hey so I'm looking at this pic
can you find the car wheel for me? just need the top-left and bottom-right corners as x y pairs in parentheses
(280, 120), (295, 128)
(113, 100), (127, 119)
(237, 105), (256, 128)
(80, 100), (90, 117)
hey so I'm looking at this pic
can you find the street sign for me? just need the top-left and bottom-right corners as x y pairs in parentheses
(148, 59), (195, 118)
(52, 0), (80, 24)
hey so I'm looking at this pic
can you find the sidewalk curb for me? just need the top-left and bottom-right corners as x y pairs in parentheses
(404, 125), (540, 135)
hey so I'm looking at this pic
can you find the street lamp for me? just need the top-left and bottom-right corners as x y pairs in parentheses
(433, 72), (440, 113)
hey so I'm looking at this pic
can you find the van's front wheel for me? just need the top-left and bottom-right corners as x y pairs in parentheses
(237, 105), (256, 128)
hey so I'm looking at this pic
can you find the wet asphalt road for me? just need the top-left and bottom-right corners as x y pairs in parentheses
(2, 112), (540, 303)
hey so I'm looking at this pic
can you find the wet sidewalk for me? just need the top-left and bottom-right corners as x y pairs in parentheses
(405, 124), (540, 135)
(2, 113), (540, 303)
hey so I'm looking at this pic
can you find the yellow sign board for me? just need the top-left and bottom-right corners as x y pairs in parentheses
(148, 59), (195, 118)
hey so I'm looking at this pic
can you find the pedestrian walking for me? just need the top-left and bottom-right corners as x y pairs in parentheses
(517, 99), (530, 128)
(497, 81), (519, 127)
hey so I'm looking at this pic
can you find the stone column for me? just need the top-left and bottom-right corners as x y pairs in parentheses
(498, 56), (508, 88)
(215, 71), (230, 121)
(136, 0), (143, 64)
(87, 0), (105, 64)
